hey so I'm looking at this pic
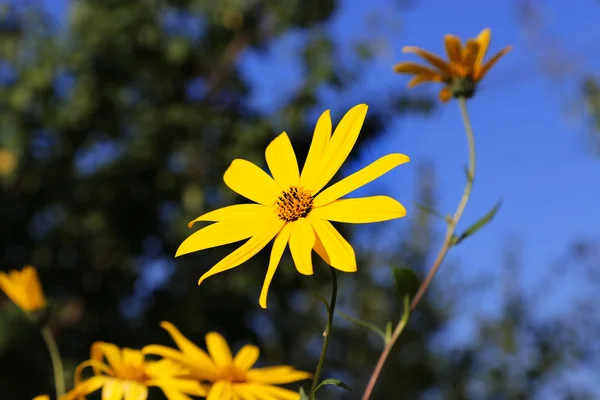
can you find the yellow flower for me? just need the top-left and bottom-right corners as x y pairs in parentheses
(33, 396), (50, 400)
(66, 343), (207, 400)
(0, 265), (46, 313)
(393, 28), (512, 102)
(143, 321), (312, 400)
(177, 104), (409, 308)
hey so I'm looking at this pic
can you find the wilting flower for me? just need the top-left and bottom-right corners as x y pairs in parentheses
(0, 266), (46, 313)
(177, 104), (409, 307)
(393, 28), (512, 102)
(143, 321), (312, 400)
(65, 342), (206, 400)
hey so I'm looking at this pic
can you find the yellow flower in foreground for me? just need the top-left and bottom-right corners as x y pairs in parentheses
(143, 321), (312, 400)
(393, 28), (512, 102)
(0, 265), (46, 313)
(66, 343), (206, 400)
(33, 396), (50, 400)
(177, 104), (409, 308)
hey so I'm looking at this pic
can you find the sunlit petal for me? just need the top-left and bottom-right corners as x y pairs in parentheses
(311, 196), (406, 223)
(148, 379), (207, 397)
(101, 379), (124, 400)
(206, 332), (233, 368)
(246, 366), (312, 384)
(444, 34), (463, 63)
(265, 132), (300, 189)
(187, 204), (272, 227)
(158, 322), (215, 370)
(462, 39), (480, 71)
(223, 159), (281, 206)
(259, 222), (292, 309)
(233, 345), (260, 371)
(248, 384), (302, 400)
(313, 153), (409, 207)
(122, 382), (148, 400)
(393, 62), (440, 76)
(309, 218), (356, 272)
(475, 46), (513, 81)
(474, 28), (491, 68)
(91, 342), (122, 373)
(402, 46), (452, 76)
(207, 380), (234, 400)
(288, 218), (315, 276)
(300, 110), (331, 186)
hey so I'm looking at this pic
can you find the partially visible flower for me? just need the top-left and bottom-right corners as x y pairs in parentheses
(144, 321), (312, 400)
(0, 148), (17, 176)
(0, 266), (46, 313)
(393, 28), (512, 102)
(33, 396), (50, 400)
(177, 104), (409, 308)
(65, 343), (206, 400)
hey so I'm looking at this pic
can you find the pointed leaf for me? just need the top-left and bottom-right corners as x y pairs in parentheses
(299, 387), (310, 400)
(392, 267), (420, 302)
(453, 202), (502, 246)
(414, 202), (450, 223)
(338, 311), (387, 343)
(315, 379), (352, 393)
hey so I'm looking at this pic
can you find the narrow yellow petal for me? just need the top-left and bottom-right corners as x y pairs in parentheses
(122, 382), (148, 400)
(288, 218), (315, 276)
(444, 34), (463, 64)
(143, 345), (216, 380)
(439, 87), (452, 102)
(309, 218), (356, 272)
(176, 219), (262, 257)
(300, 110), (331, 186)
(475, 46), (512, 81)
(313, 234), (330, 266)
(265, 132), (300, 189)
(231, 384), (260, 400)
(247, 384), (303, 400)
(233, 345), (260, 371)
(207, 381), (234, 400)
(305, 104), (368, 194)
(223, 159), (281, 206)
(206, 332), (233, 367)
(187, 204), (272, 227)
(157, 321), (216, 371)
(101, 379), (124, 400)
(197, 218), (284, 285)
(392, 62), (440, 76)
(474, 28), (491, 68)
(121, 348), (144, 370)
(408, 73), (443, 88)
(64, 376), (109, 400)
(310, 196), (406, 223)
(402, 46), (452, 76)
(150, 379), (208, 397)
(313, 153), (410, 207)
(462, 40), (480, 72)
(259, 222), (292, 309)
(91, 342), (122, 373)
(246, 366), (312, 384)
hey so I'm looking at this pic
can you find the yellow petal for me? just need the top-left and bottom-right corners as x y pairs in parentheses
(187, 204), (272, 227)
(304, 104), (368, 194)
(206, 332), (233, 367)
(439, 87), (452, 102)
(475, 46), (512, 81)
(308, 218), (356, 272)
(0, 272), (21, 309)
(33, 396), (50, 400)
(241, 383), (302, 400)
(23, 266), (45, 310)
(122, 382), (148, 400)
(310, 196), (406, 223)
(288, 218), (315, 276)
(259, 222), (292, 309)
(91, 342), (122, 373)
(265, 132), (300, 189)
(197, 218), (285, 285)
(158, 321), (216, 371)
(300, 110), (331, 186)
(313, 153), (410, 207)
(207, 381), (234, 400)
(474, 28), (491, 68)
(233, 345), (260, 371)
(121, 348), (144, 369)
(392, 62), (440, 76)
(408, 74), (444, 88)
(102, 379), (124, 400)
(402, 46), (451, 76)
(246, 366), (312, 384)
(444, 34), (463, 64)
(223, 159), (281, 206)
(176, 218), (265, 258)
(150, 379), (208, 397)
(461, 39), (480, 72)
(64, 376), (110, 400)
(143, 345), (216, 381)
(313, 234), (330, 266)
(231, 384), (259, 400)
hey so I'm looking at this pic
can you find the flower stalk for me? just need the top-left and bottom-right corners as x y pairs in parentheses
(40, 325), (65, 399)
(362, 97), (477, 399)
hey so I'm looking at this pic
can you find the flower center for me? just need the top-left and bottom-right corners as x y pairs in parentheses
(117, 364), (148, 382)
(219, 365), (247, 383)
(275, 186), (313, 222)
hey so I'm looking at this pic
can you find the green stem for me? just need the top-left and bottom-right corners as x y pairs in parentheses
(361, 97), (476, 400)
(41, 326), (65, 399)
(309, 267), (338, 399)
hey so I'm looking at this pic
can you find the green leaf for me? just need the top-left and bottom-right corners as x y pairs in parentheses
(414, 202), (448, 222)
(392, 267), (420, 302)
(453, 202), (502, 246)
(315, 378), (352, 393)
(338, 311), (387, 343)
(299, 387), (309, 400)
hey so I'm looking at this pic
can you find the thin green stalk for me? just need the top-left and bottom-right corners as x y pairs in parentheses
(309, 267), (338, 399)
(362, 97), (476, 399)
(41, 325), (65, 399)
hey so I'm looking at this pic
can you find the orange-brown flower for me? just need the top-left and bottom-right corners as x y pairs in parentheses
(393, 28), (512, 102)
(0, 265), (46, 313)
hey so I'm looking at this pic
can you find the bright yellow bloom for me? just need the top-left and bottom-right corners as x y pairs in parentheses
(143, 321), (312, 400)
(33, 396), (50, 400)
(393, 28), (512, 102)
(65, 342), (207, 400)
(177, 104), (409, 308)
(0, 265), (46, 313)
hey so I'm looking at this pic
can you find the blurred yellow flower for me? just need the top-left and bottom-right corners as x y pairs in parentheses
(66, 343), (206, 400)
(393, 28), (512, 102)
(144, 321), (312, 400)
(177, 104), (409, 308)
(0, 266), (46, 313)
(33, 396), (50, 400)
(0, 148), (17, 176)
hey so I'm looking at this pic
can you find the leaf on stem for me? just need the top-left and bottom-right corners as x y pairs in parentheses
(452, 201), (502, 246)
(338, 311), (387, 343)
(392, 267), (420, 303)
(300, 387), (310, 400)
(315, 379), (352, 393)
(414, 202), (452, 223)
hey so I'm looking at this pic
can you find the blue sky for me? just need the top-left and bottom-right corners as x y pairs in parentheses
(40, 0), (600, 322)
